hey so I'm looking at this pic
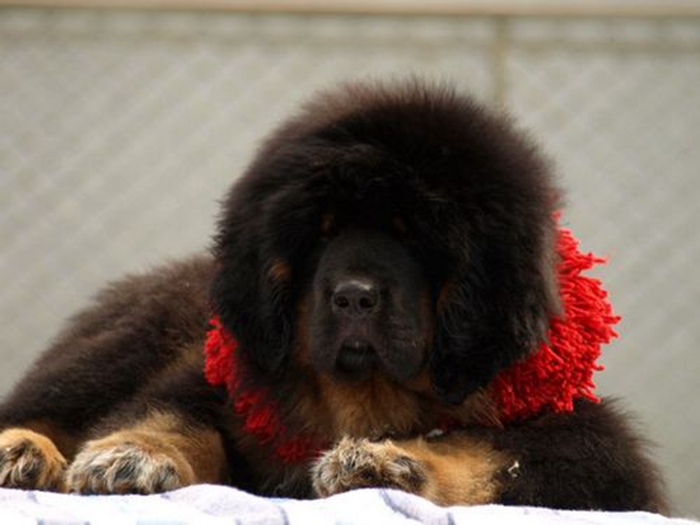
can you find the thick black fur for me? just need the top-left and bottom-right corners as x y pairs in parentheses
(212, 81), (560, 404)
(490, 400), (666, 511)
(0, 80), (667, 512)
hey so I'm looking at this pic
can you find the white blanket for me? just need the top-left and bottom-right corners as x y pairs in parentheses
(0, 485), (696, 525)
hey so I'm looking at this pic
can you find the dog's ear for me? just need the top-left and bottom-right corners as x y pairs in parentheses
(431, 222), (560, 405)
(211, 201), (293, 380)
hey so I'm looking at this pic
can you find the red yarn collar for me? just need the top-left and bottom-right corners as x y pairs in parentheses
(204, 318), (326, 463)
(203, 220), (619, 463)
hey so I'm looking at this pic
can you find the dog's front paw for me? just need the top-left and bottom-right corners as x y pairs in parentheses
(0, 428), (67, 490)
(312, 437), (427, 497)
(65, 432), (195, 494)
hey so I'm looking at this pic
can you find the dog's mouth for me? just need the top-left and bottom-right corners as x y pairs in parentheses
(310, 318), (426, 384)
(334, 337), (379, 381)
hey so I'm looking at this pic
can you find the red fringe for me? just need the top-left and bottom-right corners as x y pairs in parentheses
(204, 315), (326, 463)
(204, 218), (620, 462)
(492, 224), (620, 422)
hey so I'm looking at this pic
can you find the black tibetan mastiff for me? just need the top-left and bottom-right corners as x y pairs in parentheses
(0, 81), (667, 512)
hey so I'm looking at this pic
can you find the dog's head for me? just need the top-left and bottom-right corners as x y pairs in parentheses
(212, 81), (561, 405)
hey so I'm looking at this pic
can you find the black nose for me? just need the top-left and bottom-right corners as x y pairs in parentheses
(331, 280), (379, 318)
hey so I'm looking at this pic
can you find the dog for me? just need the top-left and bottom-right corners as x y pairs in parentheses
(0, 80), (667, 512)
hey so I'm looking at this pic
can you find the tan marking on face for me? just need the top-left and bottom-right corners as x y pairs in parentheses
(291, 284), (499, 441)
(436, 279), (456, 315)
(392, 216), (408, 235)
(421, 289), (434, 359)
(314, 373), (424, 438)
(294, 293), (313, 366)
(291, 278), (423, 438)
(321, 213), (335, 236)
(269, 259), (291, 282)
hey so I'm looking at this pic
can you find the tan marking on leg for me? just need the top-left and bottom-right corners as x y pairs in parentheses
(23, 420), (79, 460)
(396, 434), (512, 506)
(312, 434), (512, 506)
(0, 428), (67, 491)
(66, 412), (225, 494)
(129, 412), (225, 485)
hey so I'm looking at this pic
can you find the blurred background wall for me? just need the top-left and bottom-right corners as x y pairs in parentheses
(0, 1), (698, 517)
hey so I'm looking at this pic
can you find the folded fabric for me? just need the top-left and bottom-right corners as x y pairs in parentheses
(0, 485), (696, 525)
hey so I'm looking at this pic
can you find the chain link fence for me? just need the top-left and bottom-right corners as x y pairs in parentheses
(1, 8), (699, 516)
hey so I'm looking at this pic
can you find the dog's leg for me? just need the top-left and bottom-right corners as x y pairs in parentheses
(63, 358), (230, 495)
(0, 351), (220, 494)
(0, 426), (69, 491)
(312, 433), (512, 506)
(0, 259), (215, 492)
(65, 410), (225, 494)
(313, 401), (668, 513)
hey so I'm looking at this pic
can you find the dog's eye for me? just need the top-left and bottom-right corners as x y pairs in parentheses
(320, 213), (336, 241)
(392, 216), (408, 236)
